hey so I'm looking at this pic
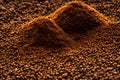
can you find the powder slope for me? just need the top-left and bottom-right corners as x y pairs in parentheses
(48, 1), (109, 34)
(19, 17), (74, 48)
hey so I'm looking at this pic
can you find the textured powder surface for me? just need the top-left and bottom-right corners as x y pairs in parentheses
(0, 0), (120, 79)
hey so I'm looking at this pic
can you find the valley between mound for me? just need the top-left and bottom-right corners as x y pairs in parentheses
(16, 1), (110, 52)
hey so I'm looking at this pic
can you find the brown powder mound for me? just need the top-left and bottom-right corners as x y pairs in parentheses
(18, 16), (74, 49)
(47, 1), (109, 34)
